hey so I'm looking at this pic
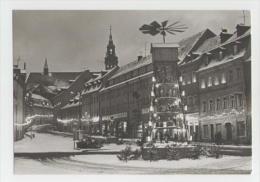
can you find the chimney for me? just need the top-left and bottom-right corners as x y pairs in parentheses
(137, 55), (143, 61)
(220, 29), (232, 43)
(236, 24), (250, 37)
(23, 62), (26, 70)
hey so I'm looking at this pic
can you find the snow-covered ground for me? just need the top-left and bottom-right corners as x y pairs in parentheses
(14, 132), (138, 153)
(14, 132), (251, 174)
(15, 155), (251, 174)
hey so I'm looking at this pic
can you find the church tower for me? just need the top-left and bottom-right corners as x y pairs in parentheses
(105, 26), (118, 70)
(43, 58), (49, 76)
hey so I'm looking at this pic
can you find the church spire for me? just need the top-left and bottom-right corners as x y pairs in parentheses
(43, 58), (49, 76)
(109, 25), (112, 41)
(105, 26), (118, 70)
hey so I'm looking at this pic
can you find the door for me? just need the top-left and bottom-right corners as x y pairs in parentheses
(225, 123), (232, 141)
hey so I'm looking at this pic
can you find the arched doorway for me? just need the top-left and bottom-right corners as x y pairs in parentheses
(225, 123), (232, 141)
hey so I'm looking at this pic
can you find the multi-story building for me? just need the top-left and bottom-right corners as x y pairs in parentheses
(196, 24), (251, 144)
(13, 64), (26, 141)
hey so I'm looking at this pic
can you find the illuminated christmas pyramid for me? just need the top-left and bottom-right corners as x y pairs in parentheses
(147, 43), (188, 142)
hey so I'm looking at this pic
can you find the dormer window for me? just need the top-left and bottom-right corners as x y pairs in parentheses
(233, 44), (238, 55)
(204, 55), (209, 66)
(219, 51), (223, 60)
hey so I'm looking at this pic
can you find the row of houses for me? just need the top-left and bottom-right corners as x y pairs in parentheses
(26, 23), (251, 144)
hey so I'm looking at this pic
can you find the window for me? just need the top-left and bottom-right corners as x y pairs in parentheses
(187, 74), (192, 84)
(229, 70), (233, 82)
(192, 72), (197, 83)
(201, 79), (206, 89)
(182, 74), (186, 85)
(236, 94), (243, 107)
(208, 76), (212, 87)
(203, 125), (209, 138)
(237, 121), (246, 136)
(209, 100), (214, 111)
(219, 51), (223, 60)
(221, 73), (226, 84)
(204, 55), (209, 66)
(193, 96), (197, 105)
(223, 97), (228, 109)
(233, 44), (238, 55)
(230, 95), (235, 108)
(216, 98), (221, 110)
(214, 76), (219, 86)
(237, 68), (241, 79)
(216, 124), (222, 133)
(202, 101), (207, 112)
(188, 96), (193, 106)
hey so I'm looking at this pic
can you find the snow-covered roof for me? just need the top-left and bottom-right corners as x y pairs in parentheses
(194, 35), (221, 54)
(197, 50), (246, 72)
(101, 71), (153, 92)
(31, 93), (49, 101)
(82, 85), (102, 95)
(178, 29), (215, 61)
(109, 55), (152, 80)
(151, 43), (179, 48)
(61, 101), (81, 110)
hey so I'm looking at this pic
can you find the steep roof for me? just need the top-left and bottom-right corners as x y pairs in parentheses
(178, 29), (215, 61)
(110, 55), (152, 80)
(197, 50), (246, 72)
(26, 72), (81, 91)
(194, 35), (221, 54)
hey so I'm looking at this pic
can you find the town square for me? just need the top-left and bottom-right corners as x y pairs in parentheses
(12, 10), (251, 174)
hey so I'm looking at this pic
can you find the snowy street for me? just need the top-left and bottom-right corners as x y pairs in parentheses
(15, 155), (251, 174)
(14, 132), (251, 174)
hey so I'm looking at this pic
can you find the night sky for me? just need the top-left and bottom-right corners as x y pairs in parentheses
(13, 10), (250, 73)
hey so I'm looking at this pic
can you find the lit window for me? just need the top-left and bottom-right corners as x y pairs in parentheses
(214, 76), (219, 85)
(201, 79), (206, 89)
(187, 75), (191, 84)
(192, 72), (197, 83)
(219, 51), (223, 60)
(221, 73), (226, 84)
(208, 76), (212, 87)
(182, 80), (186, 86)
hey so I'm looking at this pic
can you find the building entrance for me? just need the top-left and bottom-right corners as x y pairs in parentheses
(225, 123), (232, 141)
